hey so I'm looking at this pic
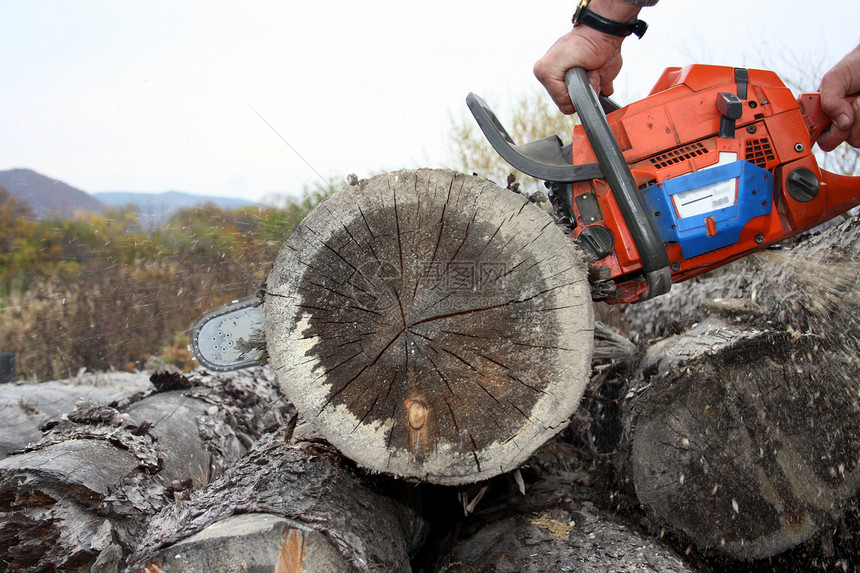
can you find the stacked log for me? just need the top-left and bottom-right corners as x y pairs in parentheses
(0, 368), (290, 571)
(0, 371), (152, 457)
(434, 477), (696, 573)
(619, 216), (860, 566)
(127, 432), (428, 572)
(122, 323), (643, 572)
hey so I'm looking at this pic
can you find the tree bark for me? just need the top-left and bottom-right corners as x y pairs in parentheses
(433, 476), (696, 573)
(128, 432), (428, 573)
(620, 216), (860, 561)
(0, 368), (289, 572)
(0, 371), (153, 458)
(265, 168), (594, 485)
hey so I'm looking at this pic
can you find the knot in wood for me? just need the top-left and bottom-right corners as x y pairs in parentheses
(406, 399), (429, 430)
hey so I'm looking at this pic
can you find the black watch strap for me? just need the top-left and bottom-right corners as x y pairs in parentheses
(574, 7), (648, 39)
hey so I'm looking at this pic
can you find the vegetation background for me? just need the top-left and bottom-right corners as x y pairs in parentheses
(0, 183), (334, 380)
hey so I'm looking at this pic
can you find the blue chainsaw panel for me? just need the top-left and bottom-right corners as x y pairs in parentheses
(642, 160), (773, 258)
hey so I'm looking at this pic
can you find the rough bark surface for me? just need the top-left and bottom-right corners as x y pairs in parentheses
(625, 216), (860, 341)
(265, 168), (594, 485)
(129, 432), (427, 573)
(0, 371), (153, 457)
(435, 477), (696, 573)
(620, 216), (860, 561)
(0, 368), (289, 572)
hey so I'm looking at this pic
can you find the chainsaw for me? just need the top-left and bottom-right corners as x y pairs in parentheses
(467, 64), (860, 304)
(190, 64), (859, 371)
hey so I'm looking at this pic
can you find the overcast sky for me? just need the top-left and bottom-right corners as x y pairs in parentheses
(1, 1), (857, 202)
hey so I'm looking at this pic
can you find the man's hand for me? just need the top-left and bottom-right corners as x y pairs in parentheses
(534, 0), (641, 114)
(818, 43), (860, 151)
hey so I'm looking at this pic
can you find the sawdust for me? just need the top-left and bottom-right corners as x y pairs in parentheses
(529, 513), (573, 540)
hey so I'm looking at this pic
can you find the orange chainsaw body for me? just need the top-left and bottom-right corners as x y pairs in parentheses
(567, 64), (860, 303)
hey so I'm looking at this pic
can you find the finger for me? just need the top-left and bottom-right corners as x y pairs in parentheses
(847, 97), (860, 148)
(819, 67), (855, 131)
(817, 96), (858, 151)
(829, 102), (854, 133)
(587, 69), (602, 95)
(534, 59), (576, 114)
(597, 55), (623, 97)
(817, 125), (848, 152)
(599, 79), (615, 98)
(549, 81), (576, 115)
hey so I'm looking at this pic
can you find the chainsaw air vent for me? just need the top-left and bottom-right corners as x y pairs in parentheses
(649, 143), (709, 169)
(745, 138), (776, 168)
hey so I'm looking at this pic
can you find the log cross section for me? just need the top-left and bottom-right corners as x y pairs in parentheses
(265, 169), (594, 484)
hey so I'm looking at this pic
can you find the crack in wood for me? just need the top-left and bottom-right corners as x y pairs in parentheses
(447, 209), (479, 266)
(428, 177), (455, 268)
(409, 301), (517, 330)
(469, 433), (482, 472)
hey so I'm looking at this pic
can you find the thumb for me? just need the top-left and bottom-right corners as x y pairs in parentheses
(833, 101), (854, 132)
(817, 95), (858, 151)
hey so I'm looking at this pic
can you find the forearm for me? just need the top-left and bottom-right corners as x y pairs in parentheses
(583, 0), (643, 22)
(534, 0), (658, 113)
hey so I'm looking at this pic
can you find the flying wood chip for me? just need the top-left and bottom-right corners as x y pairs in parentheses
(264, 169), (593, 484)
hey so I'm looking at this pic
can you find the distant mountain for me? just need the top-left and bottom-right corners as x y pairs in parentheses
(0, 168), (106, 218)
(93, 191), (257, 227)
(0, 168), (258, 226)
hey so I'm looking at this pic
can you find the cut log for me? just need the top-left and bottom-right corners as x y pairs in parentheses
(620, 216), (860, 561)
(143, 513), (352, 573)
(265, 168), (594, 485)
(0, 368), (289, 571)
(128, 432), (428, 573)
(0, 371), (153, 458)
(434, 477), (696, 573)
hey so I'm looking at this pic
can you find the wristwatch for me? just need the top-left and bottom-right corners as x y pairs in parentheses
(573, 0), (648, 39)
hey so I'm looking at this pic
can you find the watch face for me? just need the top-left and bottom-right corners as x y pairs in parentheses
(573, 0), (590, 24)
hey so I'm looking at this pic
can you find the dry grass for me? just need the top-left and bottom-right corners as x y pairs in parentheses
(0, 182), (340, 381)
(0, 255), (258, 381)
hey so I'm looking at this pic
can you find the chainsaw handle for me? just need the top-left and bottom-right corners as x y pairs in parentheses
(798, 92), (860, 145)
(465, 92), (603, 182)
(564, 67), (672, 300)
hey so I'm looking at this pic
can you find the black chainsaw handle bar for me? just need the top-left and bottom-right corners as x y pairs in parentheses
(465, 91), (621, 183)
(465, 92), (603, 182)
(564, 67), (672, 300)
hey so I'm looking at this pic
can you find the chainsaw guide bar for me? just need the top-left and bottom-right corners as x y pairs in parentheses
(190, 297), (264, 371)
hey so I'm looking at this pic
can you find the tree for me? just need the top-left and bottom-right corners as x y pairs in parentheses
(0, 186), (35, 284)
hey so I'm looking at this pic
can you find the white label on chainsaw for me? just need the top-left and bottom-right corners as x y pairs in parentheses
(672, 153), (738, 219)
